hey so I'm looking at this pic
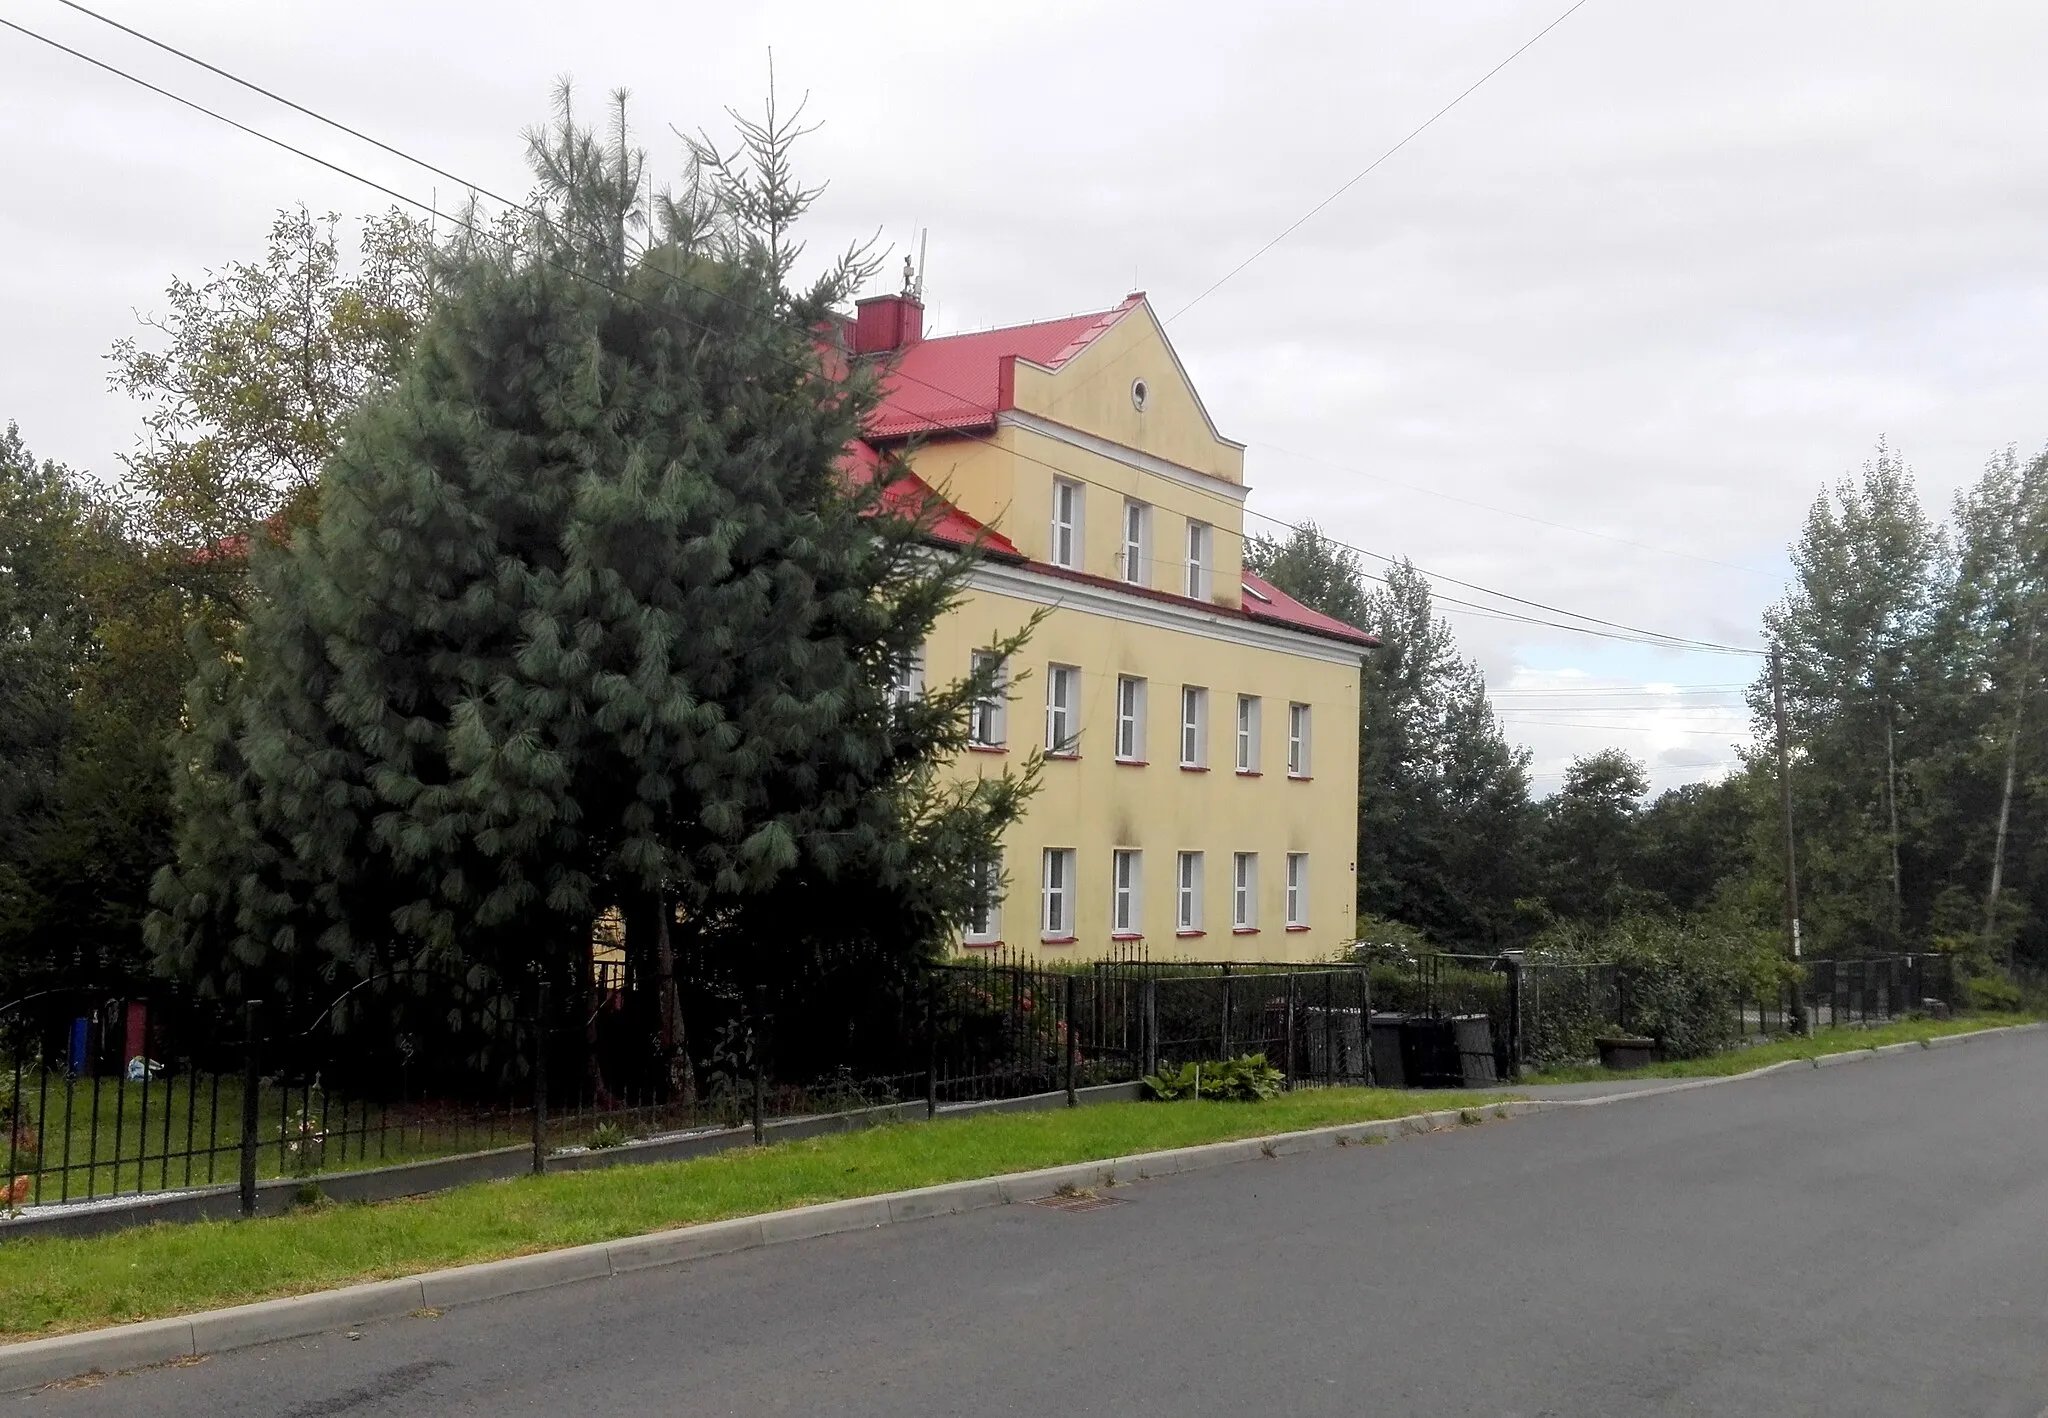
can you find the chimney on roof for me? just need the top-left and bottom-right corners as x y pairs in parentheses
(852, 293), (924, 355)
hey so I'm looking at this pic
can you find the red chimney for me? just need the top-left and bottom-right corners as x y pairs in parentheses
(852, 294), (924, 355)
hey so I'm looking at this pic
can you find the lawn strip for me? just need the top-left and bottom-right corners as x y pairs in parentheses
(1525, 1013), (2042, 1085)
(0, 1087), (1504, 1340)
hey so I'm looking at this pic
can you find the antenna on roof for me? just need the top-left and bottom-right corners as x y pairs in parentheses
(902, 228), (928, 301)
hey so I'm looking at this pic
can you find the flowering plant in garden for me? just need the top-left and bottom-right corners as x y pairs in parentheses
(282, 1105), (327, 1177)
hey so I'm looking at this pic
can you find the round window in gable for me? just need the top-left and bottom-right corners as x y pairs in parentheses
(1131, 378), (1149, 411)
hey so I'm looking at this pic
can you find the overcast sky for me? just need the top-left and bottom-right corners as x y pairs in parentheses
(5, 0), (2045, 795)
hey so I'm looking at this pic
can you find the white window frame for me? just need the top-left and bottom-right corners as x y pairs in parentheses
(1051, 479), (1083, 570)
(1179, 686), (1208, 768)
(1288, 702), (1312, 777)
(890, 644), (926, 709)
(967, 852), (1004, 944)
(969, 652), (1007, 747)
(1236, 695), (1261, 773)
(1185, 520), (1212, 600)
(1115, 675), (1147, 762)
(1046, 663), (1080, 756)
(1233, 852), (1258, 930)
(1176, 851), (1204, 932)
(1286, 853), (1308, 928)
(1121, 499), (1150, 586)
(1041, 848), (1077, 940)
(1111, 849), (1142, 935)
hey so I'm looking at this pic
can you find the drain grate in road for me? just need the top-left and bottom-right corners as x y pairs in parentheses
(1031, 1191), (1127, 1214)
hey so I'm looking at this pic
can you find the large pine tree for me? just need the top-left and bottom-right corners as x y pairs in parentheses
(146, 91), (1028, 1051)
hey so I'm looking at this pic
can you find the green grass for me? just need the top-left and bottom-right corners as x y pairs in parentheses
(0, 1087), (1506, 1340)
(1523, 1014), (2041, 1084)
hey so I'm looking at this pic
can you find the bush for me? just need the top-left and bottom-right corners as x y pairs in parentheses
(1142, 1055), (1284, 1102)
(585, 1121), (629, 1150)
(1529, 917), (1781, 1061)
(1960, 973), (2024, 1013)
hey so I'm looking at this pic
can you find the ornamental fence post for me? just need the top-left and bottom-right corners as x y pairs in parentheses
(531, 981), (550, 1177)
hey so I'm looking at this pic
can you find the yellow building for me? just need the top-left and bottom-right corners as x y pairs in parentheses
(849, 291), (1372, 962)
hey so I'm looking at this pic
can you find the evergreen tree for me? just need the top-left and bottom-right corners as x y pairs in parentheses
(1355, 562), (1530, 947)
(1248, 531), (1530, 948)
(146, 90), (1031, 1057)
(1244, 522), (1372, 632)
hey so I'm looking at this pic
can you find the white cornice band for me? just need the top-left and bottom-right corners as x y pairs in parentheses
(965, 560), (1367, 668)
(997, 410), (1252, 506)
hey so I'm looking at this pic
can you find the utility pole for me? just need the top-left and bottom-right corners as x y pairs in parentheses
(1985, 620), (2038, 969)
(1772, 648), (1808, 1034)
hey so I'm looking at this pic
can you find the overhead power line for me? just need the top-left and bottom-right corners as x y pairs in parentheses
(1245, 440), (1777, 577)
(1241, 505), (1761, 655)
(9, 4), (1762, 659)
(1492, 719), (1745, 738)
(1169, 0), (1596, 321)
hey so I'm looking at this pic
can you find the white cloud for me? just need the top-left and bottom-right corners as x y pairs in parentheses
(3, 0), (2041, 797)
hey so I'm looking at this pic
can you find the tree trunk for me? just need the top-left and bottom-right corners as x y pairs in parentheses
(583, 935), (611, 1109)
(1884, 702), (1903, 945)
(1985, 622), (2038, 967)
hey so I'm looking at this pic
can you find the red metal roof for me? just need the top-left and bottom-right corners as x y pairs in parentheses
(841, 440), (1020, 556)
(1240, 570), (1376, 646)
(866, 294), (1147, 439)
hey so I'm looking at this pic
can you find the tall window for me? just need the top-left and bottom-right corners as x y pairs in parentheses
(1233, 852), (1258, 930)
(1051, 479), (1083, 569)
(1121, 500), (1150, 585)
(1288, 702), (1312, 777)
(1046, 663), (1080, 755)
(969, 652), (1007, 747)
(1179, 686), (1208, 767)
(1285, 853), (1308, 928)
(1236, 695), (1261, 773)
(1112, 849), (1142, 935)
(1115, 675), (1147, 762)
(1176, 851), (1204, 932)
(1185, 520), (1212, 599)
(890, 644), (926, 708)
(967, 853), (1003, 944)
(1042, 848), (1077, 940)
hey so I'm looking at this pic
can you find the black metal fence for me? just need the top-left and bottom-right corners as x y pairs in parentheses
(0, 950), (1963, 1218)
(1499, 951), (1958, 1073)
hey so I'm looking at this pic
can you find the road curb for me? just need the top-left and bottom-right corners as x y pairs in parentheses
(0, 1099), (1535, 1392)
(3, 1020), (2038, 1393)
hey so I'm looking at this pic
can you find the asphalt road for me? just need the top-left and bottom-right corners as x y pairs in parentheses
(22, 1033), (2048, 1418)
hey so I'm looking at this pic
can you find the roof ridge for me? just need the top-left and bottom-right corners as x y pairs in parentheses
(915, 296), (1135, 348)
(1040, 292), (1146, 369)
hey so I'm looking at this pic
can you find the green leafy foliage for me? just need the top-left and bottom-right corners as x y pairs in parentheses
(1533, 917), (1784, 1061)
(108, 205), (435, 597)
(1141, 1054), (1285, 1101)
(0, 426), (189, 994)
